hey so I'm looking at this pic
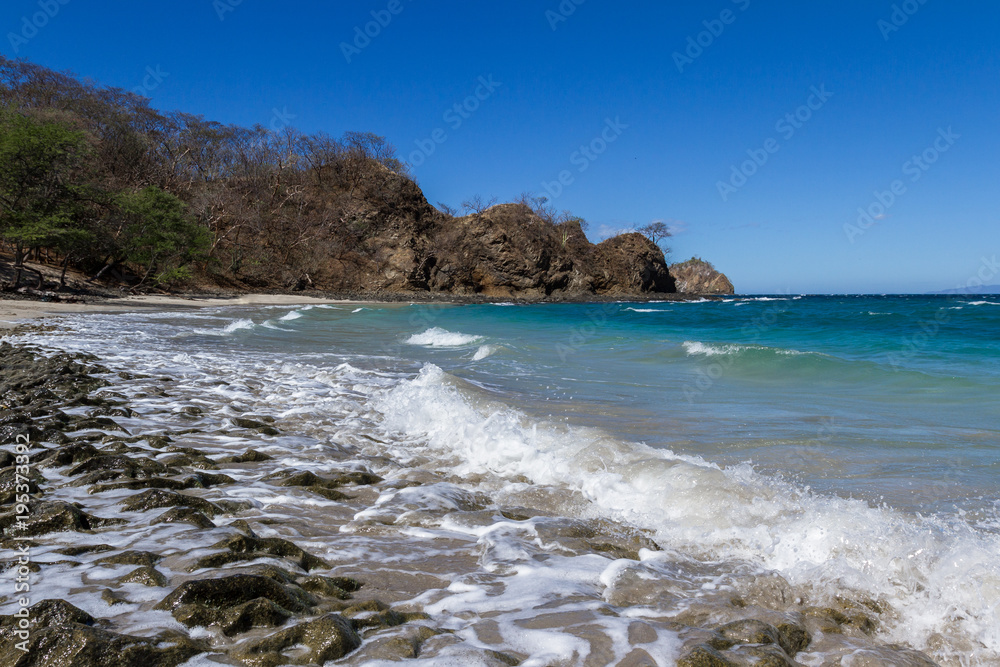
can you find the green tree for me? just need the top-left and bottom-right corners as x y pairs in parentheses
(0, 108), (91, 288)
(111, 186), (209, 287)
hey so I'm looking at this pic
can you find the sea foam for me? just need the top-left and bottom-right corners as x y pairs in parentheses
(406, 327), (483, 347)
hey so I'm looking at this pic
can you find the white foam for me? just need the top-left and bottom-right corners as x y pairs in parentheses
(373, 364), (1000, 662)
(222, 318), (255, 333)
(471, 345), (499, 361)
(406, 327), (483, 348)
(279, 310), (303, 321)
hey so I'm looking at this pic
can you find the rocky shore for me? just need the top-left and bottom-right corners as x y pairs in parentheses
(0, 335), (943, 666)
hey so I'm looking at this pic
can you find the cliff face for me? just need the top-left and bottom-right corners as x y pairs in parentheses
(669, 258), (735, 295)
(338, 181), (678, 298)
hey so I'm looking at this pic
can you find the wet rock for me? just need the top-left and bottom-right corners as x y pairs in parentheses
(0, 500), (126, 536)
(68, 417), (129, 434)
(119, 489), (221, 517)
(101, 589), (131, 606)
(184, 471), (236, 488)
(0, 621), (201, 666)
(31, 442), (101, 468)
(676, 644), (738, 667)
(279, 470), (381, 488)
(214, 598), (295, 636)
(17, 599), (95, 627)
(96, 550), (162, 568)
(118, 566), (168, 587)
(150, 507), (216, 529)
(803, 605), (878, 636)
(713, 619), (781, 649)
(214, 498), (255, 513)
(236, 613), (362, 666)
(192, 532), (330, 572)
(233, 417), (279, 435)
(67, 455), (169, 478)
(54, 544), (114, 557)
(341, 600), (409, 632)
(343, 626), (441, 663)
(217, 448), (273, 464)
(775, 621), (810, 656)
(90, 477), (188, 493)
(297, 574), (362, 599)
(155, 574), (315, 622)
(0, 466), (43, 504)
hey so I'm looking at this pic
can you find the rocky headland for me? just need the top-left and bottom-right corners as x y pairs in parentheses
(668, 259), (735, 296)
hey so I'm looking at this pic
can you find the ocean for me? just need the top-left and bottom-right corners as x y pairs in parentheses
(15, 294), (1000, 665)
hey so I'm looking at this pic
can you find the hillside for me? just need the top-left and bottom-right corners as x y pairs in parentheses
(0, 57), (716, 300)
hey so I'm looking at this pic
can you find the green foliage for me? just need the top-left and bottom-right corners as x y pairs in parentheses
(113, 186), (208, 284)
(0, 108), (92, 256)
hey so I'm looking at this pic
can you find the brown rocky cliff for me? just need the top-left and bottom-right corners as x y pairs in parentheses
(668, 258), (735, 295)
(360, 192), (677, 298)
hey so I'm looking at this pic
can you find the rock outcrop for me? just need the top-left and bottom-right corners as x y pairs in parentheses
(669, 258), (735, 295)
(366, 198), (677, 299)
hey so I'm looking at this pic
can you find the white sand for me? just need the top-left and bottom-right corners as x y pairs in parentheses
(0, 294), (364, 329)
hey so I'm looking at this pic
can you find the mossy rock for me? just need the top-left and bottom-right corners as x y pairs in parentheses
(0, 500), (125, 536)
(0, 466), (43, 504)
(150, 507), (216, 529)
(54, 544), (115, 557)
(95, 550), (162, 568)
(297, 574), (361, 599)
(118, 566), (168, 587)
(155, 574), (315, 618)
(0, 623), (202, 667)
(67, 455), (169, 479)
(193, 533), (330, 572)
(217, 448), (274, 464)
(31, 442), (101, 468)
(236, 613), (361, 667)
(119, 489), (221, 517)
(676, 645), (738, 667)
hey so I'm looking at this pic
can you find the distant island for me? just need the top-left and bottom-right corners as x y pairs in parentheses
(0, 57), (733, 301)
(929, 285), (1000, 295)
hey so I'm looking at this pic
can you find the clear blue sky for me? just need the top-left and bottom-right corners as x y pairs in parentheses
(3, 0), (998, 293)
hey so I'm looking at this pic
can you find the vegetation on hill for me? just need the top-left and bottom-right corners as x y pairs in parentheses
(0, 57), (686, 297)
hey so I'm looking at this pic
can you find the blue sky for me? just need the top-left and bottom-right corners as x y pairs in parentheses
(3, 0), (998, 293)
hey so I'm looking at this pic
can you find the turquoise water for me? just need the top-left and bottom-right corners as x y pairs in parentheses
(308, 295), (1000, 519)
(23, 294), (1000, 663)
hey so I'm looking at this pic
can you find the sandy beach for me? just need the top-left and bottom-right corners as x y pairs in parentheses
(0, 295), (361, 329)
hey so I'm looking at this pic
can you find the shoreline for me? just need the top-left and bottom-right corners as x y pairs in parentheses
(0, 331), (953, 665)
(0, 291), (715, 329)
